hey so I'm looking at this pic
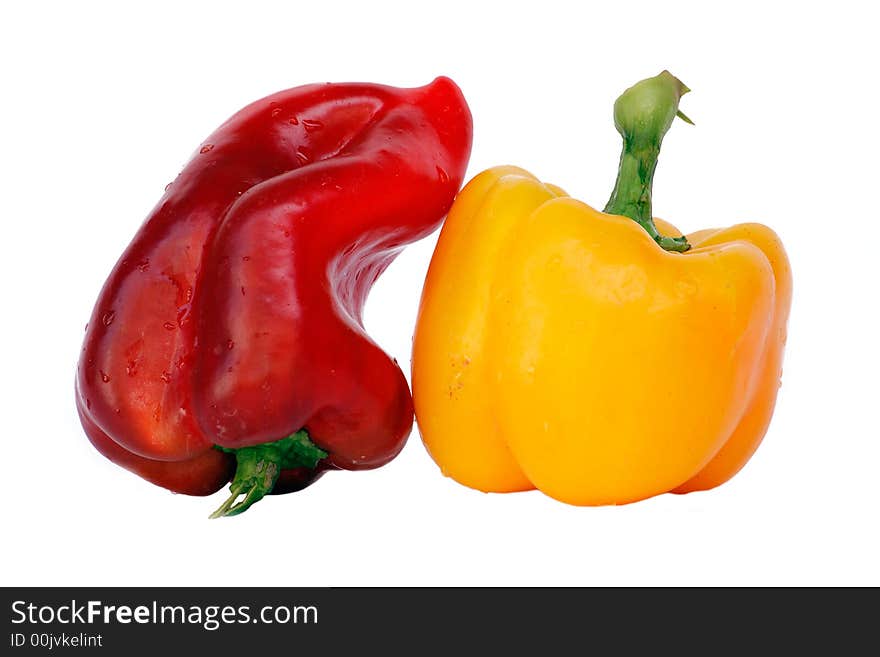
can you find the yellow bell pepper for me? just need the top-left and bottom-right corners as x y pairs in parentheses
(412, 72), (792, 505)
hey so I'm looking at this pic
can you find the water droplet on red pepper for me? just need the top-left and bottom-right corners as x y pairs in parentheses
(102, 311), (116, 326)
(200, 144), (214, 154)
(226, 339), (235, 350)
(288, 116), (299, 125)
(99, 370), (110, 383)
(163, 321), (176, 331)
(271, 107), (282, 117)
(165, 271), (193, 308)
(436, 166), (449, 183)
(177, 305), (191, 326)
(126, 361), (138, 377)
(302, 119), (324, 132)
(160, 371), (171, 383)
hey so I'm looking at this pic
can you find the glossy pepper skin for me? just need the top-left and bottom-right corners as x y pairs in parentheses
(76, 78), (472, 515)
(412, 72), (791, 505)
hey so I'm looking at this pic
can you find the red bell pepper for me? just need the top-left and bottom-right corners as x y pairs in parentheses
(76, 78), (473, 516)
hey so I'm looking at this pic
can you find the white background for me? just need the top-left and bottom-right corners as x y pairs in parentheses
(2, 1), (877, 586)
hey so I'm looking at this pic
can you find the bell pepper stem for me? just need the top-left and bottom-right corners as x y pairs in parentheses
(604, 70), (692, 252)
(208, 457), (280, 518)
(209, 430), (328, 518)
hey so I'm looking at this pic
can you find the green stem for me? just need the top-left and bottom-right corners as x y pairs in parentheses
(209, 430), (327, 518)
(604, 70), (693, 253)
